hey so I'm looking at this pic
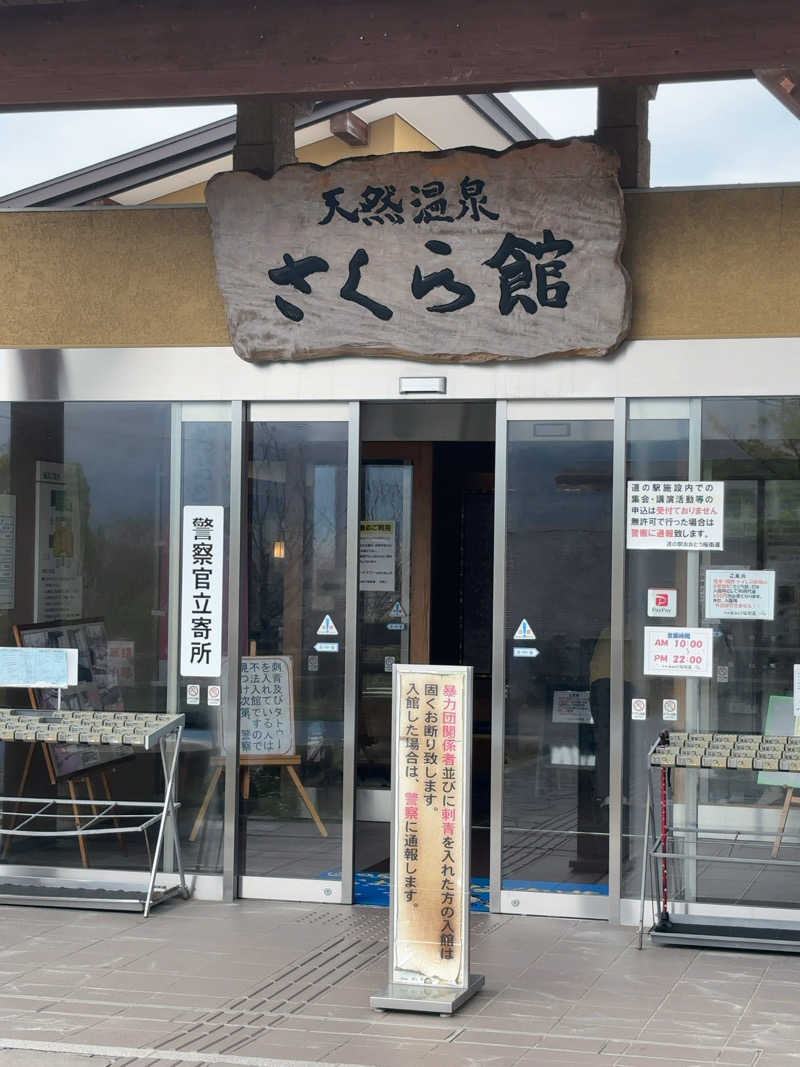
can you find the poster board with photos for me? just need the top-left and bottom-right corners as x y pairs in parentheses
(13, 618), (134, 778)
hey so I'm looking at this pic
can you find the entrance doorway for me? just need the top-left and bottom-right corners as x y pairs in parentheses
(355, 403), (495, 905)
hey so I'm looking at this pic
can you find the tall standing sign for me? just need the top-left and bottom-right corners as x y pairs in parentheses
(371, 664), (484, 1014)
(180, 506), (224, 678)
(206, 140), (630, 365)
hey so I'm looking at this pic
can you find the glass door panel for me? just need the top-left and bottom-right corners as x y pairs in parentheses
(355, 444), (431, 901)
(503, 418), (613, 909)
(242, 419), (349, 890)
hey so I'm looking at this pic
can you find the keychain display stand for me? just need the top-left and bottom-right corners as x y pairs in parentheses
(638, 730), (800, 953)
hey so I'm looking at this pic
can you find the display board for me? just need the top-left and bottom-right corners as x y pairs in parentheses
(13, 619), (133, 778)
(393, 665), (470, 985)
(239, 655), (294, 756)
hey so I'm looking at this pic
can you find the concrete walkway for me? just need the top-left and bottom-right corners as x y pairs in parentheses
(0, 899), (797, 1066)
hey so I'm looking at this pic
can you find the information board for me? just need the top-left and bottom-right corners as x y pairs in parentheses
(644, 627), (714, 678)
(704, 568), (775, 620)
(391, 664), (472, 988)
(239, 655), (294, 756)
(627, 481), (724, 551)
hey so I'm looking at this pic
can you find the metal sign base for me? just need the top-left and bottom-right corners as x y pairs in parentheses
(371, 973), (485, 1015)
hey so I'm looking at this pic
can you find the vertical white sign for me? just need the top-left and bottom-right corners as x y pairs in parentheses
(180, 505), (224, 677)
(794, 664), (800, 718)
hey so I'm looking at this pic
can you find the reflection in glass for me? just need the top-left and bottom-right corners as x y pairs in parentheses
(503, 421), (613, 893)
(244, 422), (347, 880)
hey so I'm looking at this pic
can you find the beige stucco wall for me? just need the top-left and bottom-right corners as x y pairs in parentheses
(1, 185), (799, 348)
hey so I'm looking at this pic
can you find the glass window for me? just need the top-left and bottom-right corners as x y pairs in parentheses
(694, 398), (800, 908)
(244, 421), (348, 882)
(621, 416), (689, 898)
(0, 402), (172, 872)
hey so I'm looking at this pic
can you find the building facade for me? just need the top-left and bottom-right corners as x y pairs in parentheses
(1, 99), (799, 925)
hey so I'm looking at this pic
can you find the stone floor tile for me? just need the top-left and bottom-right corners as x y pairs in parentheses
(621, 1040), (723, 1061)
(310, 1036), (441, 1065)
(418, 1043), (527, 1067)
(514, 1052), (612, 1066)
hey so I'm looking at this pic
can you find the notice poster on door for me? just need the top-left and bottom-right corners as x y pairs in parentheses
(627, 481), (724, 551)
(391, 665), (472, 988)
(552, 690), (593, 724)
(359, 521), (395, 592)
(34, 461), (83, 622)
(644, 627), (713, 678)
(240, 655), (295, 756)
(704, 569), (775, 620)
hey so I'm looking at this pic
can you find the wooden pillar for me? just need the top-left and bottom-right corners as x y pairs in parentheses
(233, 98), (296, 174)
(595, 83), (657, 189)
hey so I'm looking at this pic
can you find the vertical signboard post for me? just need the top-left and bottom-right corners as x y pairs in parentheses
(371, 664), (483, 1014)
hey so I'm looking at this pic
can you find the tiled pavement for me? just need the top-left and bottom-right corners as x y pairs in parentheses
(0, 900), (797, 1066)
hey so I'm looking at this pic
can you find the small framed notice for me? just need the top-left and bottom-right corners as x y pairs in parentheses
(644, 627), (713, 678)
(705, 569), (775, 620)
(240, 656), (295, 756)
(627, 481), (724, 551)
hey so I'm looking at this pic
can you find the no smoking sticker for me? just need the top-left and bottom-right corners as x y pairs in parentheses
(631, 698), (647, 721)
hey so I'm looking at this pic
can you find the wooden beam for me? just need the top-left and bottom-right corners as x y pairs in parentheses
(596, 83), (657, 188)
(1, 0), (800, 110)
(755, 68), (800, 119)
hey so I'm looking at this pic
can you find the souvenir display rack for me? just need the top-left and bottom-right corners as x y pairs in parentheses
(0, 708), (189, 916)
(638, 730), (800, 953)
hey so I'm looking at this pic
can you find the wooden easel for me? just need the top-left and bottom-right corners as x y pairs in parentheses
(5, 623), (129, 868)
(189, 753), (328, 841)
(771, 787), (800, 857)
(189, 641), (328, 842)
(2, 740), (126, 868)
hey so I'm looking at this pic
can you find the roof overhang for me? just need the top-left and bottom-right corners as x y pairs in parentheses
(1, 0), (798, 110)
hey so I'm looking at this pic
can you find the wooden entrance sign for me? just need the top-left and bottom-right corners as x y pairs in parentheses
(189, 650), (327, 841)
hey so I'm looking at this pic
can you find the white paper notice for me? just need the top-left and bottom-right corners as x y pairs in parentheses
(180, 505), (224, 677)
(552, 690), (593, 724)
(359, 521), (395, 592)
(644, 627), (713, 678)
(705, 569), (775, 620)
(627, 481), (724, 551)
(794, 665), (800, 718)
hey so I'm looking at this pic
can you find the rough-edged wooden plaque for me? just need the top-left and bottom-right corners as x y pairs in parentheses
(206, 139), (630, 364)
